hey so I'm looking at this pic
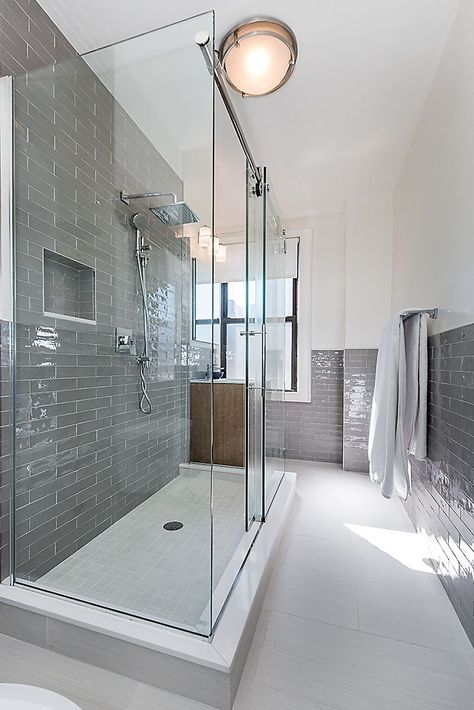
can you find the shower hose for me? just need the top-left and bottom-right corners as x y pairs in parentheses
(137, 252), (152, 415)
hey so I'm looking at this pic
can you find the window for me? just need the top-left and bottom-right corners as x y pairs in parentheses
(193, 268), (297, 391)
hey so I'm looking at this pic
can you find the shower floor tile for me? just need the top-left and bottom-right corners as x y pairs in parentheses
(38, 470), (246, 633)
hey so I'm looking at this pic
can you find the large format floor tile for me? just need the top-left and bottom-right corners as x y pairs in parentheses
(235, 460), (474, 709)
(252, 610), (474, 709)
(0, 460), (473, 710)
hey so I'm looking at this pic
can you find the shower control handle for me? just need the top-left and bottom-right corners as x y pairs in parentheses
(118, 335), (133, 346)
(115, 327), (136, 355)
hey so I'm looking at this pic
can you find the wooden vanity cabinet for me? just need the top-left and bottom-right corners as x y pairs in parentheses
(190, 382), (245, 467)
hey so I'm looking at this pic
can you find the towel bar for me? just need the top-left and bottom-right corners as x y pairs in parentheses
(401, 308), (438, 320)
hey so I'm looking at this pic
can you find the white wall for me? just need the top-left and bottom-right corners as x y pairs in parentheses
(345, 194), (393, 349)
(284, 200), (394, 363)
(392, 0), (474, 335)
(284, 212), (346, 351)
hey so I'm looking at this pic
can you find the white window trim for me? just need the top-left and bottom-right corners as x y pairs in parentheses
(285, 228), (312, 403)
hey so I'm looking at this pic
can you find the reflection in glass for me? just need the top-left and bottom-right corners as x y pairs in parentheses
(13, 12), (216, 636)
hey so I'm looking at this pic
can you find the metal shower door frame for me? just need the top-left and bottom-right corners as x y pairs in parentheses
(244, 164), (268, 531)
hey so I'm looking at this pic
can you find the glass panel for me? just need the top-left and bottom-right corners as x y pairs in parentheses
(196, 323), (218, 346)
(264, 173), (286, 513)
(285, 320), (293, 391)
(208, 90), (248, 630)
(226, 323), (246, 379)
(246, 164), (264, 527)
(196, 283), (220, 321)
(13, 12), (215, 636)
(266, 277), (293, 318)
(227, 281), (246, 318)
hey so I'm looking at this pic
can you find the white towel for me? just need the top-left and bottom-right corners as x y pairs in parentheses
(368, 311), (428, 499)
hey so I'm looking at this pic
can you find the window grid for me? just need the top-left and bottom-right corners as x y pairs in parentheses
(194, 278), (297, 391)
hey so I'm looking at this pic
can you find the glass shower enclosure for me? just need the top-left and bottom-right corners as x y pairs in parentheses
(1, 11), (287, 637)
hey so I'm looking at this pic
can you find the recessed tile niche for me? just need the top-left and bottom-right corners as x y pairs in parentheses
(43, 249), (96, 322)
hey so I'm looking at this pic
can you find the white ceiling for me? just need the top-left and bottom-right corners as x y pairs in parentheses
(38, 0), (459, 219)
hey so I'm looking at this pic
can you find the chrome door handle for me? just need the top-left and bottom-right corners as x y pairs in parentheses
(240, 330), (263, 336)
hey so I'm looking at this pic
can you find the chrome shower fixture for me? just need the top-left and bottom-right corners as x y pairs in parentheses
(120, 190), (199, 226)
(130, 212), (152, 415)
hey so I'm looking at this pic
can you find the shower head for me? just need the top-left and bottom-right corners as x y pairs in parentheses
(121, 190), (199, 227)
(149, 202), (199, 227)
(130, 212), (148, 231)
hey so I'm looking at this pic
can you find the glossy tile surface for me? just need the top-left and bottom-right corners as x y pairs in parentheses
(405, 322), (474, 646)
(267, 350), (344, 463)
(38, 471), (244, 633)
(1, 460), (473, 710)
(343, 348), (377, 472)
(235, 460), (474, 709)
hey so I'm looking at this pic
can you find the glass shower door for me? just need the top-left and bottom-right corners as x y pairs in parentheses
(263, 172), (286, 513)
(11, 11), (216, 637)
(245, 164), (264, 528)
(245, 167), (286, 525)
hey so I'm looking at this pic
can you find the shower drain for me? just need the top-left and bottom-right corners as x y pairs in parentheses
(163, 521), (184, 531)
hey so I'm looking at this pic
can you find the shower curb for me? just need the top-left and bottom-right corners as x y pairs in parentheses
(0, 473), (296, 709)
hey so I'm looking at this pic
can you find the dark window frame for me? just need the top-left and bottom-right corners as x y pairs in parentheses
(193, 270), (298, 391)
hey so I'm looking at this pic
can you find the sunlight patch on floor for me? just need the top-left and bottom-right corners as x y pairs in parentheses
(344, 523), (437, 573)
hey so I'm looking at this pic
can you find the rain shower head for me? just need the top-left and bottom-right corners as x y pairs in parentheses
(149, 202), (199, 227)
(120, 190), (199, 227)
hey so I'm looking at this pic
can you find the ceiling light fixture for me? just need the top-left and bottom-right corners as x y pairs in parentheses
(219, 18), (298, 97)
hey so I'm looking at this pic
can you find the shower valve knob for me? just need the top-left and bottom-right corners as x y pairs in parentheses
(118, 335), (133, 346)
(115, 328), (136, 354)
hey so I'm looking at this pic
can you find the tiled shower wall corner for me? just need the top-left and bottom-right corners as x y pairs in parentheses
(403, 322), (474, 646)
(343, 348), (377, 473)
(268, 350), (344, 463)
(13, 55), (193, 581)
(0, 0), (78, 582)
(0, 0), (201, 582)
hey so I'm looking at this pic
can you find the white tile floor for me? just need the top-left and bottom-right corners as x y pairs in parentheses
(1, 460), (474, 709)
(38, 471), (245, 633)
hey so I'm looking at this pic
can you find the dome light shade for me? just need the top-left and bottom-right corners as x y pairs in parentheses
(219, 18), (298, 97)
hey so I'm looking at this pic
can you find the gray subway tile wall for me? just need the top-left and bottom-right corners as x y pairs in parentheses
(267, 350), (344, 463)
(0, 0), (78, 582)
(0, 321), (13, 581)
(343, 348), (377, 473)
(0, 0), (76, 78)
(404, 322), (474, 645)
(10, 49), (200, 579)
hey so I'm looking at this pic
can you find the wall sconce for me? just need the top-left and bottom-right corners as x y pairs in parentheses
(198, 225), (211, 248)
(216, 244), (227, 263)
(198, 227), (226, 263)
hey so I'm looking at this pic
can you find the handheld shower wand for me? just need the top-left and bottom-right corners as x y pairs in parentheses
(130, 213), (152, 414)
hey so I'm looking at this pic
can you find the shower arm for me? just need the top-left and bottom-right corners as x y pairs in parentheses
(120, 191), (177, 205)
(195, 31), (263, 195)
